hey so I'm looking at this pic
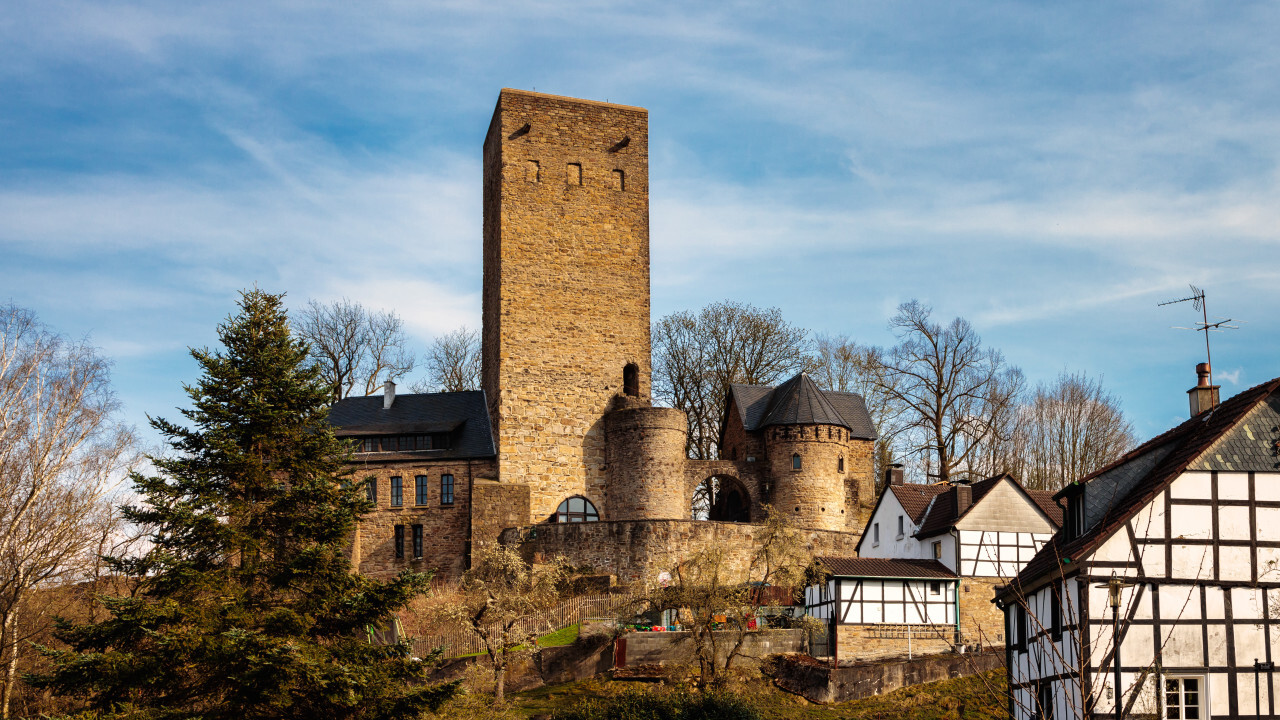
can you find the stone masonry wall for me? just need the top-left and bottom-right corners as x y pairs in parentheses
(482, 89), (651, 525)
(765, 424), (857, 532)
(958, 577), (1007, 647)
(604, 405), (689, 520)
(471, 478), (531, 552)
(502, 519), (862, 586)
(349, 457), (496, 581)
(835, 624), (955, 663)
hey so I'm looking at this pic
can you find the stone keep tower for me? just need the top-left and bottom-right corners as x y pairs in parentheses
(482, 89), (651, 523)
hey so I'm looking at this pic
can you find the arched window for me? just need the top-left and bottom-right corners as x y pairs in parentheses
(792, 453), (802, 470)
(555, 496), (599, 523)
(623, 363), (639, 397)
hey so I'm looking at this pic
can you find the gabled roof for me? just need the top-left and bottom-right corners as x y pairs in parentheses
(913, 474), (1061, 538)
(890, 483), (951, 524)
(1003, 376), (1280, 597)
(853, 481), (951, 554)
(726, 373), (877, 439)
(328, 390), (496, 459)
(819, 556), (956, 580)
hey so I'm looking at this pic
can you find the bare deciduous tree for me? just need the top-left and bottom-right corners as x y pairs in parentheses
(435, 545), (570, 704)
(293, 298), (416, 401)
(811, 335), (909, 488)
(879, 300), (1024, 483)
(636, 507), (819, 688)
(1001, 371), (1136, 492)
(653, 301), (815, 459)
(413, 326), (481, 393)
(0, 305), (138, 718)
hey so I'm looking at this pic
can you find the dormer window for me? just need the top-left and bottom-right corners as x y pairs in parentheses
(1063, 486), (1086, 542)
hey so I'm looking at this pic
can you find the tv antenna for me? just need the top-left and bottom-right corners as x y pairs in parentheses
(1158, 284), (1241, 386)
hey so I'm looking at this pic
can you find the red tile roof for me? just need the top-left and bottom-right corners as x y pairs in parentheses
(818, 557), (957, 579)
(888, 482), (950, 524)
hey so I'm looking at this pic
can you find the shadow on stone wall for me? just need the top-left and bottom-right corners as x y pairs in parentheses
(770, 649), (1004, 704)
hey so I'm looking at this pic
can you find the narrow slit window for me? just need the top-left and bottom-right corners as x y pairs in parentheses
(623, 363), (639, 397)
(525, 159), (540, 182)
(441, 474), (455, 505)
(612, 169), (625, 190)
(567, 163), (582, 185)
(838, 456), (844, 473)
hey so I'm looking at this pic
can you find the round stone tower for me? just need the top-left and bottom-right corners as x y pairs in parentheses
(604, 402), (689, 521)
(766, 423), (852, 531)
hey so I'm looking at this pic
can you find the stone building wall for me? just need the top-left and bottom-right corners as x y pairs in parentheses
(350, 457), (496, 581)
(720, 405), (766, 464)
(603, 405), (689, 520)
(958, 577), (1007, 647)
(501, 518), (862, 586)
(765, 424), (857, 532)
(835, 624), (955, 662)
(471, 478), (531, 551)
(481, 89), (652, 524)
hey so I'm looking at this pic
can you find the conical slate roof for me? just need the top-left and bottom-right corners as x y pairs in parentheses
(726, 373), (878, 440)
(759, 373), (850, 429)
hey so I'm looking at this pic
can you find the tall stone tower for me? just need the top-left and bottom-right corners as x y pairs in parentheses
(482, 89), (651, 523)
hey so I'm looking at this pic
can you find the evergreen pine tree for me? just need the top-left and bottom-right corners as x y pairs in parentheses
(31, 290), (457, 719)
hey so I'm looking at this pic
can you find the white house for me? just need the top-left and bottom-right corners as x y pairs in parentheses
(804, 556), (958, 661)
(856, 469), (1061, 645)
(998, 366), (1280, 720)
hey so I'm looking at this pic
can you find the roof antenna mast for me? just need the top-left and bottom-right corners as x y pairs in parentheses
(1158, 284), (1241, 386)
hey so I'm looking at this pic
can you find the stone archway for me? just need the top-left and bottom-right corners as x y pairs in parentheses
(691, 475), (751, 523)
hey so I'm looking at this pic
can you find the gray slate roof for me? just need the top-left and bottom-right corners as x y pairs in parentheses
(728, 373), (877, 440)
(328, 390), (496, 459)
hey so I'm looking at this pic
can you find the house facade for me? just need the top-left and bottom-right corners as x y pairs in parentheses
(999, 367), (1280, 720)
(856, 471), (1061, 646)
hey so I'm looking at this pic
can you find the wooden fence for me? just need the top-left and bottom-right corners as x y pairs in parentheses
(412, 592), (636, 659)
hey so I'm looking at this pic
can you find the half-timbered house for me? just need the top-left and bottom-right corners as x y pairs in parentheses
(856, 470), (1061, 645)
(804, 557), (959, 661)
(998, 367), (1280, 720)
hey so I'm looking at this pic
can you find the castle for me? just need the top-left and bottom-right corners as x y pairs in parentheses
(330, 89), (878, 583)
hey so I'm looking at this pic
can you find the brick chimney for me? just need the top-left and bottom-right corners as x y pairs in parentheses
(955, 484), (973, 515)
(383, 379), (396, 410)
(885, 464), (905, 487)
(1187, 363), (1220, 417)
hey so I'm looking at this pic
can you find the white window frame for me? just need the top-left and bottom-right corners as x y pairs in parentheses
(1163, 674), (1206, 720)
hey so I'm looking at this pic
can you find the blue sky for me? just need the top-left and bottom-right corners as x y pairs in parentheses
(3, 1), (1279, 448)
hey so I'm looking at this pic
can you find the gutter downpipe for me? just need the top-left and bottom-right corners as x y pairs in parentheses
(950, 528), (962, 645)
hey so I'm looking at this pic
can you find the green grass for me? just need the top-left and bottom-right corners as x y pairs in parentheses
(538, 623), (581, 647)
(509, 669), (1009, 719)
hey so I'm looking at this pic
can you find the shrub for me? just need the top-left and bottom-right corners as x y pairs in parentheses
(553, 687), (761, 720)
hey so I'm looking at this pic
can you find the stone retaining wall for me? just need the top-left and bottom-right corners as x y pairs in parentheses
(617, 629), (804, 668)
(772, 649), (1004, 704)
(502, 518), (861, 585)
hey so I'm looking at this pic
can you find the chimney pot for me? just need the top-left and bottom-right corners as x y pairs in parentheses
(1196, 362), (1211, 388)
(1187, 364), (1220, 417)
(383, 379), (396, 410)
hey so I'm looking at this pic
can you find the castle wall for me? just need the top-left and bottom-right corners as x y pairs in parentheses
(482, 89), (652, 524)
(502, 519), (862, 586)
(604, 405), (689, 520)
(350, 457), (496, 581)
(765, 424), (857, 532)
